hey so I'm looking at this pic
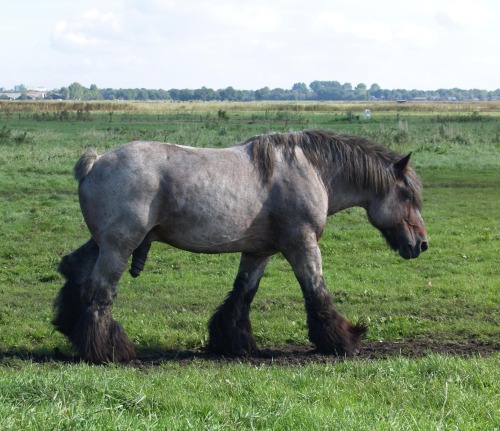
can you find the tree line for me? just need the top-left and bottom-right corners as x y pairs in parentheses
(43, 81), (500, 102)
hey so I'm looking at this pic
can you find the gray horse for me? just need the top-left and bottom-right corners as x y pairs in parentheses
(53, 129), (428, 363)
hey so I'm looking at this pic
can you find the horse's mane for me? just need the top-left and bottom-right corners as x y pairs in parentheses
(246, 129), (422, 203)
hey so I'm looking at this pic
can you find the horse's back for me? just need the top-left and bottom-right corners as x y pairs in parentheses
(77, 141), (275, 252)
(80, 141), (249, 194)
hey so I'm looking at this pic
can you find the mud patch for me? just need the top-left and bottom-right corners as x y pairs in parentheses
(2, 340), (497, 366)
(135, 340), (499, 367)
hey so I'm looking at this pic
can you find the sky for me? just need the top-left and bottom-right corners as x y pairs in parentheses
(1, 0), (499, 91)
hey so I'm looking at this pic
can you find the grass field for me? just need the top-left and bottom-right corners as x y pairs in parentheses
(0, 101), (498, 430)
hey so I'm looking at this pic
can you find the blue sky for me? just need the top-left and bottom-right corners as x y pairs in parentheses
(2, 0), (499, 91)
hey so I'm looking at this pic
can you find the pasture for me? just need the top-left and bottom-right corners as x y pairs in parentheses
(0, 101), (498, 429)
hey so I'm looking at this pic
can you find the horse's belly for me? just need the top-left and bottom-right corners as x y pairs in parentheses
(152, 218), (275, 254)
(167, 236), (274, 254)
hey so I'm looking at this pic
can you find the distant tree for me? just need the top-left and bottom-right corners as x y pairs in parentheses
(255, 87), (271, 100)
(178, 89), (195, 101)
(194, 87), (216, 101)
(18, 85), (29, 100)
(61, 87), (70, 100)
(410, 89), (428, 99)
(144, 89), (170, 100)
(219, 86), (240, 101)
(83, 84), (103, 100)
(310, 81), (342, 100)
(291, 82), (311, 100)
(136, 89), (149, 100)
(168, 89), (180, 100)
(391, 89), (410, 100)
(101, 88), (117, 100)
(68, 82), (84, 100)
(470, 89), (488, 101)
(157, 89), (171, 100)
(341, 83), (353, 100)
(269, 88), (291, 100)
(119, 88), (139, 100)
(369, 83), (381, 99)
(240, 90), (255, 101)
(355, 83), (368, 100)
(48, 81), (500, 103)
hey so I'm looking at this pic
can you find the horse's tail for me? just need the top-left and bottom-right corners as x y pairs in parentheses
(74, 149), (100, 183)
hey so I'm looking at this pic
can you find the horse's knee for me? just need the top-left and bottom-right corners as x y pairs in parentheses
(58, 239), (99, 279)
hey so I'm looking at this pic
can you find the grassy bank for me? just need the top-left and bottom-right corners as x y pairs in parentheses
(1, 355), (498, 430)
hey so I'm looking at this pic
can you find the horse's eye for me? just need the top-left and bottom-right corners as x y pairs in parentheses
(403, 194), (412, 202)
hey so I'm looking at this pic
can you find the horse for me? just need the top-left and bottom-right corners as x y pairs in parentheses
(53, 129), (428, 363)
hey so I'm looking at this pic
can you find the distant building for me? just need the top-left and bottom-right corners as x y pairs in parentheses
(27, 90), (46, 99)
(1, 84), (46, 99)
(27, 85), (47, 92)
(0, 92), (22, 100)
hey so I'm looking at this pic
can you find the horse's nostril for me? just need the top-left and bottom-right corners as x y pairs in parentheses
(421, 241), (429, 252)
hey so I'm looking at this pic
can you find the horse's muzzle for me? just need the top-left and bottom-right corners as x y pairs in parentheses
(399, 239), (428, 259)
(381, 228), (428, 259)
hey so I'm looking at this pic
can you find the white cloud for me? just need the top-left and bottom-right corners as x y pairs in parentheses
(10, 0), (494, 90)
(395, 23), (437, 48)
(435, 2), (492, 29)
(123, 0), (177, 13)
(315, 11), (393, 44)
(196, 2), (281, 31)
(51, 9), (123, 52)
(52, 21), (103, 49)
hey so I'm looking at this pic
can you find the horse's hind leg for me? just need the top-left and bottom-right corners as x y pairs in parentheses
(207, 253), (271, 355)
(283, 235), (367, 356)
(53, 238), (99, 338)
(73, 245), (136, 364)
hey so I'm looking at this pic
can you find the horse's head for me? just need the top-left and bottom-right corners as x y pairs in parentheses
(367, 153), (428, 259)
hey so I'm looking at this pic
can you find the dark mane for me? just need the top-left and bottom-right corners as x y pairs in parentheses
(246, 129), (421, 202)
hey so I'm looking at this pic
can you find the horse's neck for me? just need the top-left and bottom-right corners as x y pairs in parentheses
(326, 177), (372, 215)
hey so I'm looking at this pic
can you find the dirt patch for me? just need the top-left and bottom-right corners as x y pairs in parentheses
(134, 340), (499, 367)
(2, 340), (497, 366)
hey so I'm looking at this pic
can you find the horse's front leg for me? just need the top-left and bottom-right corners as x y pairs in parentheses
(207, 253), (271, 355)
(283, 234), (367, 356)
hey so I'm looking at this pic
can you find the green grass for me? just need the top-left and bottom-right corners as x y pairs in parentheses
(1, 355), (498, 430)
(0, 101), (499, 429)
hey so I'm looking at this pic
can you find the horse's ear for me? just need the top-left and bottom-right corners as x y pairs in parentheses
(394, 153), (412, 177)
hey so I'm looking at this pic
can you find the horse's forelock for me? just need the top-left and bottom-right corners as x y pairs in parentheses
(403, 167), (423, 209)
